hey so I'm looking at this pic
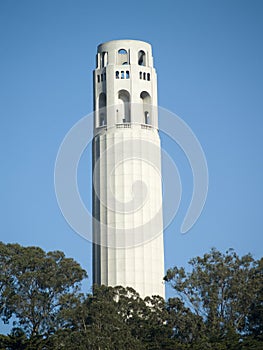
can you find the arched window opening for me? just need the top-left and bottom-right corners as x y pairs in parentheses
(147, 73), (150, 81)
(101, 51), (108, 67)
(97, 75), (100, 83)
(139, 72), (142, 79)
(117, 90), (131, 123)
(138, 50), (146, 66)
(101, 74), (103, 82)
(116, 71), (119, 79)
(118, 49), (127, 55)
(143, 72), (146, 80)
(140, 91), (152, 125)
(117, 48), (129, 65)
(126, 71), (130, 79)
(98, 93), (107, 126)
(121, 71), (125, 79)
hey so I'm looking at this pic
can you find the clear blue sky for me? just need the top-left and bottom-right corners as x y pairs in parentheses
(1, 0), (263, 299)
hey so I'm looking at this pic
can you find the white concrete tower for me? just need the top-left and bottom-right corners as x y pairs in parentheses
(92, 40), (165, 298)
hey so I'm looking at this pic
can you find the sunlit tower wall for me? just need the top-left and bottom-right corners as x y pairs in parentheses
(92, 40), (165, 298)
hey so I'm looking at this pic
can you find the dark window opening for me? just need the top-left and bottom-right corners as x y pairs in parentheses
(138, 50), (146, 66)
(98, 93), (107, 126)
(99, 113), (106, 126)
(116, 71), (119, 79)
(118, 90), (131, 123)
(121, 71), (125, 79)
(126, 71), (130, 79)
(145, 111), (150, 124)
(117, 48), (129, 65)
(140, 91), (152, 125)
(143, 72), (146, 80)
(97, 75), (100, 83)
(147, 73), (150, 81)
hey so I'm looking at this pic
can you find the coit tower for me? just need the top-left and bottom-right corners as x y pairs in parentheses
(92, 40), (164, 298)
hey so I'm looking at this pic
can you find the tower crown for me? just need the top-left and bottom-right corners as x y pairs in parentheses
(93, 39), (158, 133)
(96, 40), (153, 68)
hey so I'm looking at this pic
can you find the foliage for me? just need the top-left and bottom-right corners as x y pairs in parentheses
(50, 285), (175, 349)
(0, 243), (262, 349)
(0, 242), (87, 341)
(165, 247), (263, 347)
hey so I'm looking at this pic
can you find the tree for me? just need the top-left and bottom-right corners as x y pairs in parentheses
(51, 285), (146, 349)
(52, 285), (176, 349)
(246, 257), (263, 341)
(0, 328), (28, 350)
(0, 242), (87, 345)
(1, 243), (262, 349)
(166, 296), (205, 345)
(164, 248), (262, 346)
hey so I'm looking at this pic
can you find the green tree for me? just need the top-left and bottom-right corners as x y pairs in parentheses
(52, 285), (176, 349)
(246, 257), (263, 342)
(0, 328), (28, 350)
(0, 242), (87, 346)
(51, 285), (145, 349)
(164, 248), (262, 347)
(1, 243), (262, 349)
(166, 296), (205, 345)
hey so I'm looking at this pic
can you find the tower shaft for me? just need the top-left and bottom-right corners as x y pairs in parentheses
(92, 40), (164, 298)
